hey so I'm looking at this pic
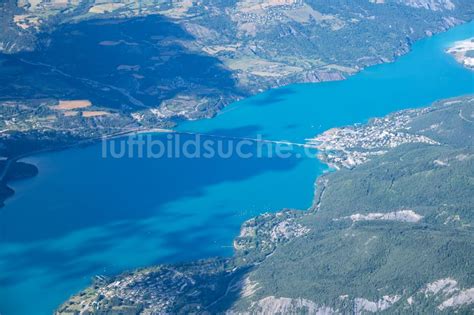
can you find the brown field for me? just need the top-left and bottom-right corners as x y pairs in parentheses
(88, 3), (125, 14)
(82, 111), (109, 117)
(52, 100), (92, 110)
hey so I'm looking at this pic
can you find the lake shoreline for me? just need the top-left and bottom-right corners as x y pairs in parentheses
(2, 16), (472, 208)
(0, 20), (474, 315)
(56, 94), (474, 314)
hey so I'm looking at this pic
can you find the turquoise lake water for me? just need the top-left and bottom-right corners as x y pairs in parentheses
(0, 21), (473, 315)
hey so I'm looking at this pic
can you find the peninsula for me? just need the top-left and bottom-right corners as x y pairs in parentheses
(447, 37), (474, 69)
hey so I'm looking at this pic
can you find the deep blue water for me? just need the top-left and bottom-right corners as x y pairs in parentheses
(179, 22), (474, 141)
(0, 21), (473, 315)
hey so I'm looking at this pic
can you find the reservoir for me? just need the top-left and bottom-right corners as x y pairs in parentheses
(0, 21), (473, 315)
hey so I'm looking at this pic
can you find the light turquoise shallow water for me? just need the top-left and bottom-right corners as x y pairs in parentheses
(0, 21), (473, 315)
